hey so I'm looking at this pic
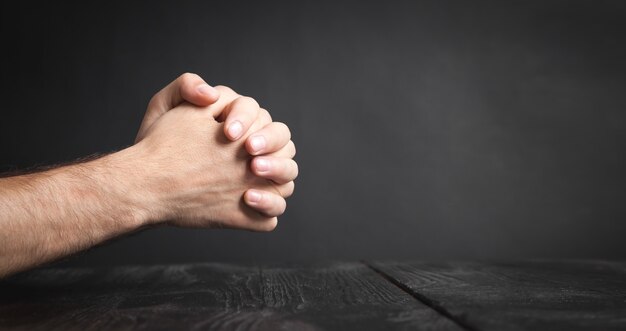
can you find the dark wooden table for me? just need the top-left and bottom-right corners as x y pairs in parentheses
(1, 260), (625, 330)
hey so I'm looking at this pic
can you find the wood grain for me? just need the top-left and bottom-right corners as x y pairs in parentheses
(0, 262), (461, 331)
(369, 260), (626, 331)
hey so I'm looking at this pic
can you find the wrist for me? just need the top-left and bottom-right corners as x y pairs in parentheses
(71, 145), (160, 229)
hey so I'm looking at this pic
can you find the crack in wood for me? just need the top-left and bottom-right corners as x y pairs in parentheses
(362, 261), (479, 331)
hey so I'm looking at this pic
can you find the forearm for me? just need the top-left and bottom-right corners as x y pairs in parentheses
(0, 147), (152, 278)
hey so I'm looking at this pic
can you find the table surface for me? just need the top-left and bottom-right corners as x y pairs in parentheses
(1, 260), (625, 330)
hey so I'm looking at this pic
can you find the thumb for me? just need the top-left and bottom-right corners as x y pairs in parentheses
(135, 73), (220, 143)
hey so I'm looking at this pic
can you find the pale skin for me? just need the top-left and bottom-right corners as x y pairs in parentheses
(0, 73), (298, 279)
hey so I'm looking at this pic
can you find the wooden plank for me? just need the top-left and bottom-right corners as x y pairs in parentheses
(369, 260), (626, 331)
(0, 262), (463, 330)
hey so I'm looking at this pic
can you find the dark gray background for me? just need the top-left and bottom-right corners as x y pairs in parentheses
(1, 0), (625, 266)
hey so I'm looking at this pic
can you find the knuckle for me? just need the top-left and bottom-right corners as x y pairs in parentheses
(275, 199), (287, 216)
(147, 94), (160, 109)
(274, 122), (291, 140)
(290, 160), (299, 178)
(238, 96), (260, 109)
(179, 72), (199, 82)
(261, 218), (278, 232)
(260, 108), (273, 122)
(231, 96), (260, 117)
(287, 140), (297, 157)
(282, 181), (295, 197)
(214, 85), (237, 97)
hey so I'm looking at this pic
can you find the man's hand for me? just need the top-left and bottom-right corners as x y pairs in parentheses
(130, 100), (296, 231)
(135, 73), (297, 216)
(0, 74), (298, 278)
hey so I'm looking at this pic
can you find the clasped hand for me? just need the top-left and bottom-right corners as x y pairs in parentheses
(131, 73), (298, 231)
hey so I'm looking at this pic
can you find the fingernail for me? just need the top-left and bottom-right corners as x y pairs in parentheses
(228, 121), (243, 139)
(255, 158), (270, 172)
(249, 136), (266, 153)
(247, 190), (262, 203)
(197, 84), (217, 96)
